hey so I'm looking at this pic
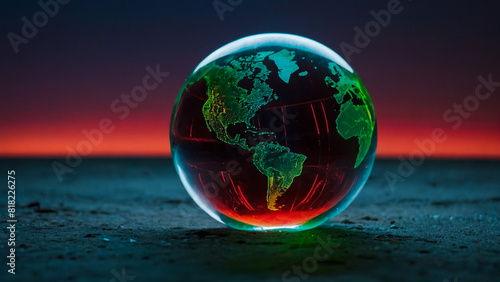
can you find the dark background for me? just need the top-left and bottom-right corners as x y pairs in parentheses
(1, 0), (499, 158)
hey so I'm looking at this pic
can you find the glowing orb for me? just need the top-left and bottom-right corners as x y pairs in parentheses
(170, 33), (377, 231)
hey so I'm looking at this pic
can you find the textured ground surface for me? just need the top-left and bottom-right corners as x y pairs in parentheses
(0, 158), (499, 282)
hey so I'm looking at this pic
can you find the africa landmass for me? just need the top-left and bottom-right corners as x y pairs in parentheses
(324, 62), (375, 168)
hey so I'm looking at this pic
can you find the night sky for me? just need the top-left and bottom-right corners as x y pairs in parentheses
(1, 0), (499, 158)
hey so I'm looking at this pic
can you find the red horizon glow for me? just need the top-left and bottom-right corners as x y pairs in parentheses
(2, 120), (499, 159)
(2, 1), (499, 160)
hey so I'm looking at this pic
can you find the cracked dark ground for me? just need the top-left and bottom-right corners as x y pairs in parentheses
(0, 158), (499, 282)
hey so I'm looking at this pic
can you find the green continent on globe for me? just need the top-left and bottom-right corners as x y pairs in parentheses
(200, 50), (307, 210)
(325, 62), (375, 168)
(201, 52), (274, 149)
(336, 100), (373, 168)
(268, 49), (300, 83)
(253, 142), (307, 211)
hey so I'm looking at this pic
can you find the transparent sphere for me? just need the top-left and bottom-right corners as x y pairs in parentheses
(170, 33), (377, 231)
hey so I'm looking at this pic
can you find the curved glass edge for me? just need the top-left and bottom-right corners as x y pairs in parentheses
(172, 153), (223, 224)
(194, 33), (353, 74)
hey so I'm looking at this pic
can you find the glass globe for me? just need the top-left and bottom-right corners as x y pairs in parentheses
(170, 33), (377, 231)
